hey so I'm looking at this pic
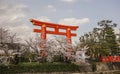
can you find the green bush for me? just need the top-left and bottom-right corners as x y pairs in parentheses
(0, 62), (79, 74)
(53, 55), (64, 62)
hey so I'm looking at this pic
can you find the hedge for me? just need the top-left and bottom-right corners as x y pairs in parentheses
(0, 62), (79, 74)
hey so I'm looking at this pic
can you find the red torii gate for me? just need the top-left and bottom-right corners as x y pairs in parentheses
(30, 19), (79, 59)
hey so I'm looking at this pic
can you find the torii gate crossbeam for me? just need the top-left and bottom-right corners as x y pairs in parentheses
(30, 19), (79, 60)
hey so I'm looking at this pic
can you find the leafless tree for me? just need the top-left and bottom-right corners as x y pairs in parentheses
(0, 27), (25, 64)
(0, 27), (9, 43)
(25, 34), (76, 62)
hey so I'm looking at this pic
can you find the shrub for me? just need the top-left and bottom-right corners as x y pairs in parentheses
(0, 62), (79, 74)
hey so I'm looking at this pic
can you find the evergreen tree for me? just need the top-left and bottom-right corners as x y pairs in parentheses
(79, 20), (119, 61)
(98, 20), (118, 55)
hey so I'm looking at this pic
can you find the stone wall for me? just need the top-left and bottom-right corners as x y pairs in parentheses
(73, 62), (120, 74)
(21, 70), (120, 74)
(95, 62), (120, 71)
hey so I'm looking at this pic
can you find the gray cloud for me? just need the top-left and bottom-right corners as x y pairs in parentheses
(0, 0), (28, 27)
(0, 0), (33, 43)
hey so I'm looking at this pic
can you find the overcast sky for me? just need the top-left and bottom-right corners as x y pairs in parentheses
(0, 0), (120, 43)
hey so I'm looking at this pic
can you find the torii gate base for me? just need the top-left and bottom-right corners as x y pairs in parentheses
(30, 19), (79, 61)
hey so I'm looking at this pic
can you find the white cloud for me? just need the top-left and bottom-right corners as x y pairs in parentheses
(8, 25), (34, 42)
(114, 28), (120, 39)
(0, 0), (33, 43)
(47, 5), (56, 12)
(0, 1), (27, 27)
(61, 0), (78, 2)
(58, 18), (90, 26)
(114, 28), (120, 34)
(47, 5), (54, 8)
(37, 16), (51, 22)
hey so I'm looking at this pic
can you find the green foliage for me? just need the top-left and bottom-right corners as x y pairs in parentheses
(0, 62), (79, 74)
(20, 57), (30, 62)
(21, 49), (36, 62)
(79, 20), (119, 61)
(53, 55), (64, 62)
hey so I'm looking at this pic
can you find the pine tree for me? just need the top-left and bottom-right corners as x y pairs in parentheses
(98, 20), (118, 55)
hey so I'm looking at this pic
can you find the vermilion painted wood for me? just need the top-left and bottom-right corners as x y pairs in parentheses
(66, 28), (72, 44)
(101, 56), (120, 62)
(31, 19), (78, 30)
(34, 29), (77, 36)
(31, 19), (79, 58)
(31, 19), (79, 43)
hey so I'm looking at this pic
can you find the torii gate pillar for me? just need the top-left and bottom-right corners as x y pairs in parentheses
(30, 19), (79, 60)
(40, 24), (46, 47)
(67, 28), (72, 44)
